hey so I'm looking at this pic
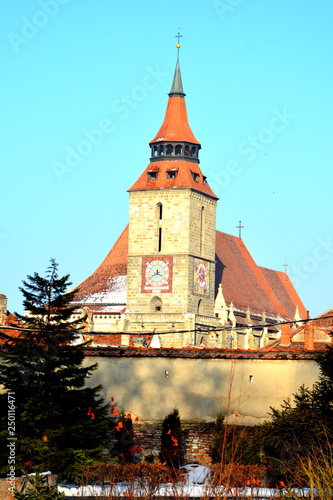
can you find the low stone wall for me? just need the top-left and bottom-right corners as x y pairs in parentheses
(133, 421), (215, 465)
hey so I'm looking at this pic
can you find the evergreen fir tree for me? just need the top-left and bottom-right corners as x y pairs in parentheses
(260, 341), (333, 473)
(210, 412), (225, 464)
(14, 473), (64, 500)
(110, 414), (141, 464)
(210, 413), (262, 465)
(0, 260), (110, 480)
(159, 409), (183, 470)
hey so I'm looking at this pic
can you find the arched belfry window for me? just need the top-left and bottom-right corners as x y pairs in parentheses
(166, 144), (173, 155)
(200, 206), (205, 254)
(155, 203), (163, 252)
(175, 144), (182, 155)
(150, 296), (162, 312)
(197, 299), (203, 314)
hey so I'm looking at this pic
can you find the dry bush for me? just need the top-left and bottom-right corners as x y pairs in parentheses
(210, 463), (266, 488)
(81, 462), (180, 498)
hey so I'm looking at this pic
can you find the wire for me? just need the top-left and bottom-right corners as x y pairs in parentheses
(1, 315), (332, 337)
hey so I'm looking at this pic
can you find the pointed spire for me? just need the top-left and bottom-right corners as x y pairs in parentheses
(228, 302), (236, 327)
(215, 284), (227, 311)
(128, 36), (218, 200)
(169, 29), (185, 97)
(169, 58), (185, 97)
(246, 307), (252, 326)
(293, 305), (302, 323)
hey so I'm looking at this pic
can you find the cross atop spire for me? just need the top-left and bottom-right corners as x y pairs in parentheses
(236, 221), (244, 239)
(169, 30), (185, 97)
(175, 28), (182, 58)
(175, 28), (182, 45)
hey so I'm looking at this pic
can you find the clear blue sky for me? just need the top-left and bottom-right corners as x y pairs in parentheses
(1, 0), (332, 318)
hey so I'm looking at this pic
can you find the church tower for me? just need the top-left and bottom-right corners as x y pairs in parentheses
(125, 46), (219, 345)
(73, 42), (307, 349)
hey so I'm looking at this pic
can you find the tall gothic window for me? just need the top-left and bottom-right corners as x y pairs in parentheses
(200, 206), (205, 254)
(156, 203), (163, 252)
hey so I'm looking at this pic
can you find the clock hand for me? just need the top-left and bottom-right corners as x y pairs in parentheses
(150, 271), (161, 278)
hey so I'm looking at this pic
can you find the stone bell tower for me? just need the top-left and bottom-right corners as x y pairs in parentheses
(125, 45), (220, 346)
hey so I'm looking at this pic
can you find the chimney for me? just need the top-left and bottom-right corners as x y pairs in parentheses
(305, 323), (314, 351)
(0, 294), (7, 315)
(280, 322), (291, 346)
(0, 294), (8, 325)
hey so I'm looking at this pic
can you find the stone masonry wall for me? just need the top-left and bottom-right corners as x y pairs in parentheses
(127, 189), (217, 318)
(133, 421), (215, 466)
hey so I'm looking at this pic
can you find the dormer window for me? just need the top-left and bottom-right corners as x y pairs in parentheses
(148, 168), (159, 180)
(202, 175), (207, 185)
(191, 171), (200, 182)
(167, 169), (178, 179)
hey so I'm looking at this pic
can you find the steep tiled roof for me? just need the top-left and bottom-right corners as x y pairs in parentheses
(73, 226), (305, 322)
(127, 160), (217, 198)
(315, 308), (333, 327)
(149, 95), (200, 145)
(0, 312), (23, 341)
(260, 267), (307, 319)
(128, 58), (217, 199)
(73, 226), (128, 304)
(215, 231), (303, 319)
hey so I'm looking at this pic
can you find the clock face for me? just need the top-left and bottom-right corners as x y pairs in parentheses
(146, 262), (169, 286)
(193, 258), (210, 295)
(142, 257), (173, 293)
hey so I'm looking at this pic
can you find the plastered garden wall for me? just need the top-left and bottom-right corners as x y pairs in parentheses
(83, 350), (320, 425)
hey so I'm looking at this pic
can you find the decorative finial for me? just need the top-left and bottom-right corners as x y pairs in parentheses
(175, 28), (182, 57)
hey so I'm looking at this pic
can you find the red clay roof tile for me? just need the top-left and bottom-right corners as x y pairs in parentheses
(74, 226), (305, 322)
(150, 95), (200, 145)
(128, 160), (218, 198)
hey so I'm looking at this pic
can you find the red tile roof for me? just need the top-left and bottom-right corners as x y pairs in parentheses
(73, 226), (128, 303)
(74, 226), (305, 322)
(127, 160), (218, 198)
(150, 95), (200, 145)
(215, 231), (305, 319)
(82, 346), (318, 360)
(0, 312), (24, 341)
(128, 90), (218, 199)
(259, 267), (307, 319)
